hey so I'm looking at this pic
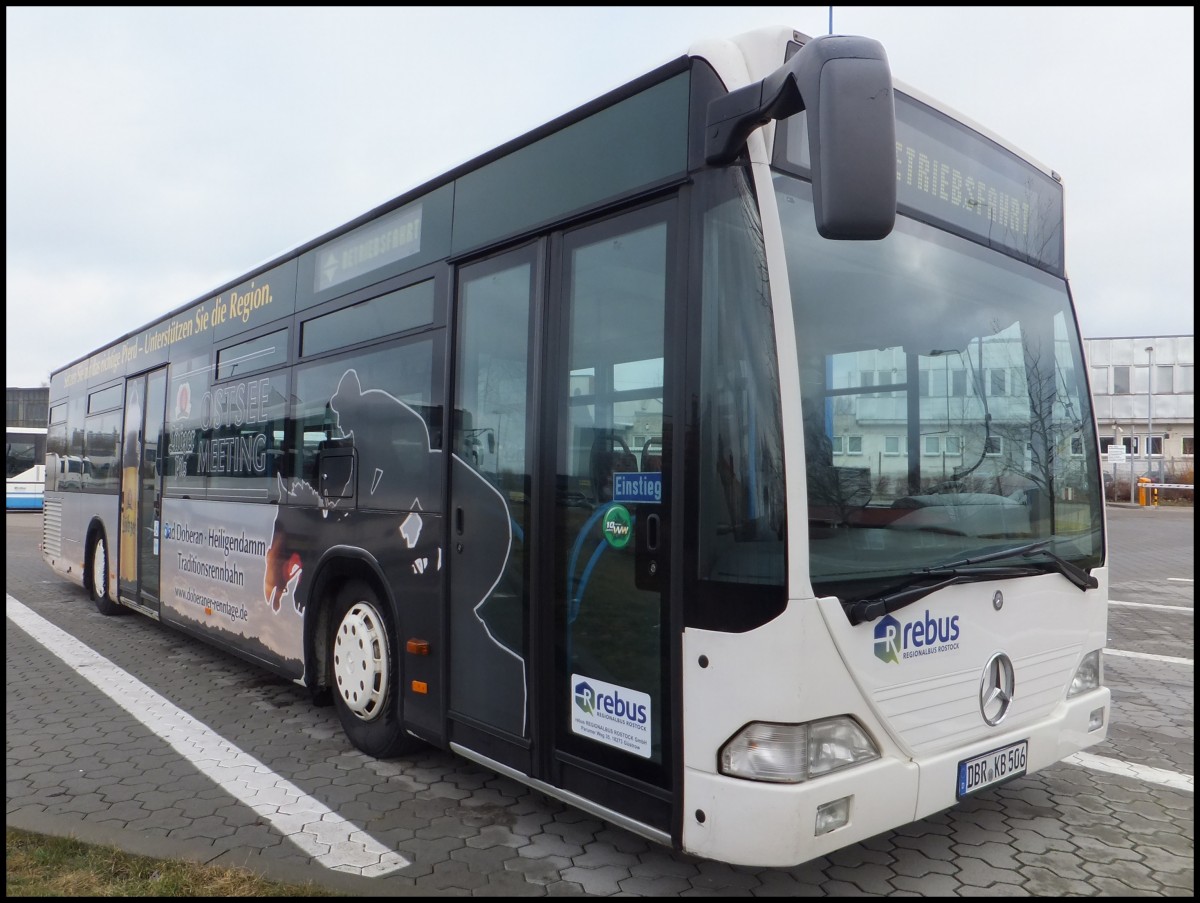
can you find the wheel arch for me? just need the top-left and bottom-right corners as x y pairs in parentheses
(303, 545), (399, 694)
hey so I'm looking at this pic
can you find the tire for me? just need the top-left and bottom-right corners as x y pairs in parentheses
(88, 532), (124, 616)
(329, 580), (418, 758)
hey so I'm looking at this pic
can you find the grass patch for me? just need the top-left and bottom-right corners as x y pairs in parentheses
(5, 827), (343, 897)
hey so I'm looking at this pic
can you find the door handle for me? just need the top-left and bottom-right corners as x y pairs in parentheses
(645, 513), (660, 551)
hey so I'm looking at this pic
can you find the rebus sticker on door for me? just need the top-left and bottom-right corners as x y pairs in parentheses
(571, 673), (652, 758)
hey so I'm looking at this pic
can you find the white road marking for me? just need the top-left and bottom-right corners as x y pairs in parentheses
(5, 594), (410, 876)
(1104, 647), (1192, 666)
(1109, 599), (1193, 613)
(1064, 752), (1194, 793)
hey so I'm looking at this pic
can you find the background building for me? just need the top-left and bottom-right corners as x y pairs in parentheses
(6, 386), (49, 429)
(1085, 335), (1194, 484)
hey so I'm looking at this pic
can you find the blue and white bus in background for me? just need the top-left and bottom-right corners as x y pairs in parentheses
(6, 426), (46, 510)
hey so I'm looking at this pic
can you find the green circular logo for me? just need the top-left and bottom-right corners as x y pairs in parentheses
(601, 504), (633, 549)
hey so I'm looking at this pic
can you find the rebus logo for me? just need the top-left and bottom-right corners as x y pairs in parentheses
(874, 614), (903, 663)
(874, 610), (961, 663)
(574, 681), (596, 715)
(575, 680), (648, 724)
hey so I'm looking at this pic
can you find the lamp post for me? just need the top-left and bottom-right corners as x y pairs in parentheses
(1116, 425), (1133, 503)
(1145, 345), (1154, 479)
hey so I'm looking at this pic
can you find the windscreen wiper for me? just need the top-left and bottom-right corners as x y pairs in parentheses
(847, 565), (1043, 625)
(846, 540), (1098, 626)
(1016, 548), (1098, 591)
(930, 539), (1097, 592)
(928, 539), (1051, 570)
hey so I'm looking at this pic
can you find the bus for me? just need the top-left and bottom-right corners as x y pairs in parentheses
(41, 27), (1110, 868)
(7, 426), (47, 510)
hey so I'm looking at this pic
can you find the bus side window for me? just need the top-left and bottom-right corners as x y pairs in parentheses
(641, 437), (662, 472)
(590, 432), (638, 503)
(298, 401), (339, 484)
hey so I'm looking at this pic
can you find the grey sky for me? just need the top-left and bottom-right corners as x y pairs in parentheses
(6, 6), (1194, 387)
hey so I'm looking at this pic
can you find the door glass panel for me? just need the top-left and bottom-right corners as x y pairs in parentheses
(118, 379), (144, 596)
(449, 250), (534, 737)
(139, 369), (167, 600)
(558, 215), (669, 771)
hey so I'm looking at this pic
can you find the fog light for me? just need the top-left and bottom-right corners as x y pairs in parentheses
(815, 796), (851, 835)
(1088, 706), (1105, 732)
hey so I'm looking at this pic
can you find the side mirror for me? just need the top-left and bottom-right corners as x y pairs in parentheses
(705, 34), (896, 239)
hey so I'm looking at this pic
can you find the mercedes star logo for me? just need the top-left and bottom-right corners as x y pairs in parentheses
(979, 652), (1015, 726)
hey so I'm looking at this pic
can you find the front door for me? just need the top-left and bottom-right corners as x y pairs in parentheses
(118, 367), (167, 611)
(548, 200), (677, 827)
(447, 199), (679, 830)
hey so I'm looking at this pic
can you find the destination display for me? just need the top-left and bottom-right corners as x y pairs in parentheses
(314, 201), (422, 293)
(781, 91), (1065, 275)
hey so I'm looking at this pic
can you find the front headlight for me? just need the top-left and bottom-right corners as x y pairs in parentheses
(719, 716), (879, 783)
(1068, 649), (1103, 697)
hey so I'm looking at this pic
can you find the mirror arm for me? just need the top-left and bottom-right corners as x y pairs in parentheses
(705, 67), (804, 166)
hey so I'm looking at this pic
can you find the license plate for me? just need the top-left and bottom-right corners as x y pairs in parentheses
(957, 740), (1028, 798)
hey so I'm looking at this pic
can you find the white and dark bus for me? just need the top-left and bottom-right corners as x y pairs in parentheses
(41, 27), (1110, 867)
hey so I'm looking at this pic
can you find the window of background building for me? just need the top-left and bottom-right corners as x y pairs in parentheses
(1113, 365), (1130, 394)
(951, 369), (970, 396)
(1155, 364), (1174, 392)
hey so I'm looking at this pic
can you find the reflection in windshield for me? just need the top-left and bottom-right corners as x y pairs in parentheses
(774, 173), (1103, 600)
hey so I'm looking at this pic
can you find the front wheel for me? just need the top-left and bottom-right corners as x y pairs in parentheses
(88, 532), (124, 616)
(329, 580), (419, 758)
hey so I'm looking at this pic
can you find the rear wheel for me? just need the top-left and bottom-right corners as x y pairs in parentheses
(329, 580), (418, 758)
(88, 532), (124, 616)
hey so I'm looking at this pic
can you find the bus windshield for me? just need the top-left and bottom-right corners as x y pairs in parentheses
(773, 173), (1104, 602)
